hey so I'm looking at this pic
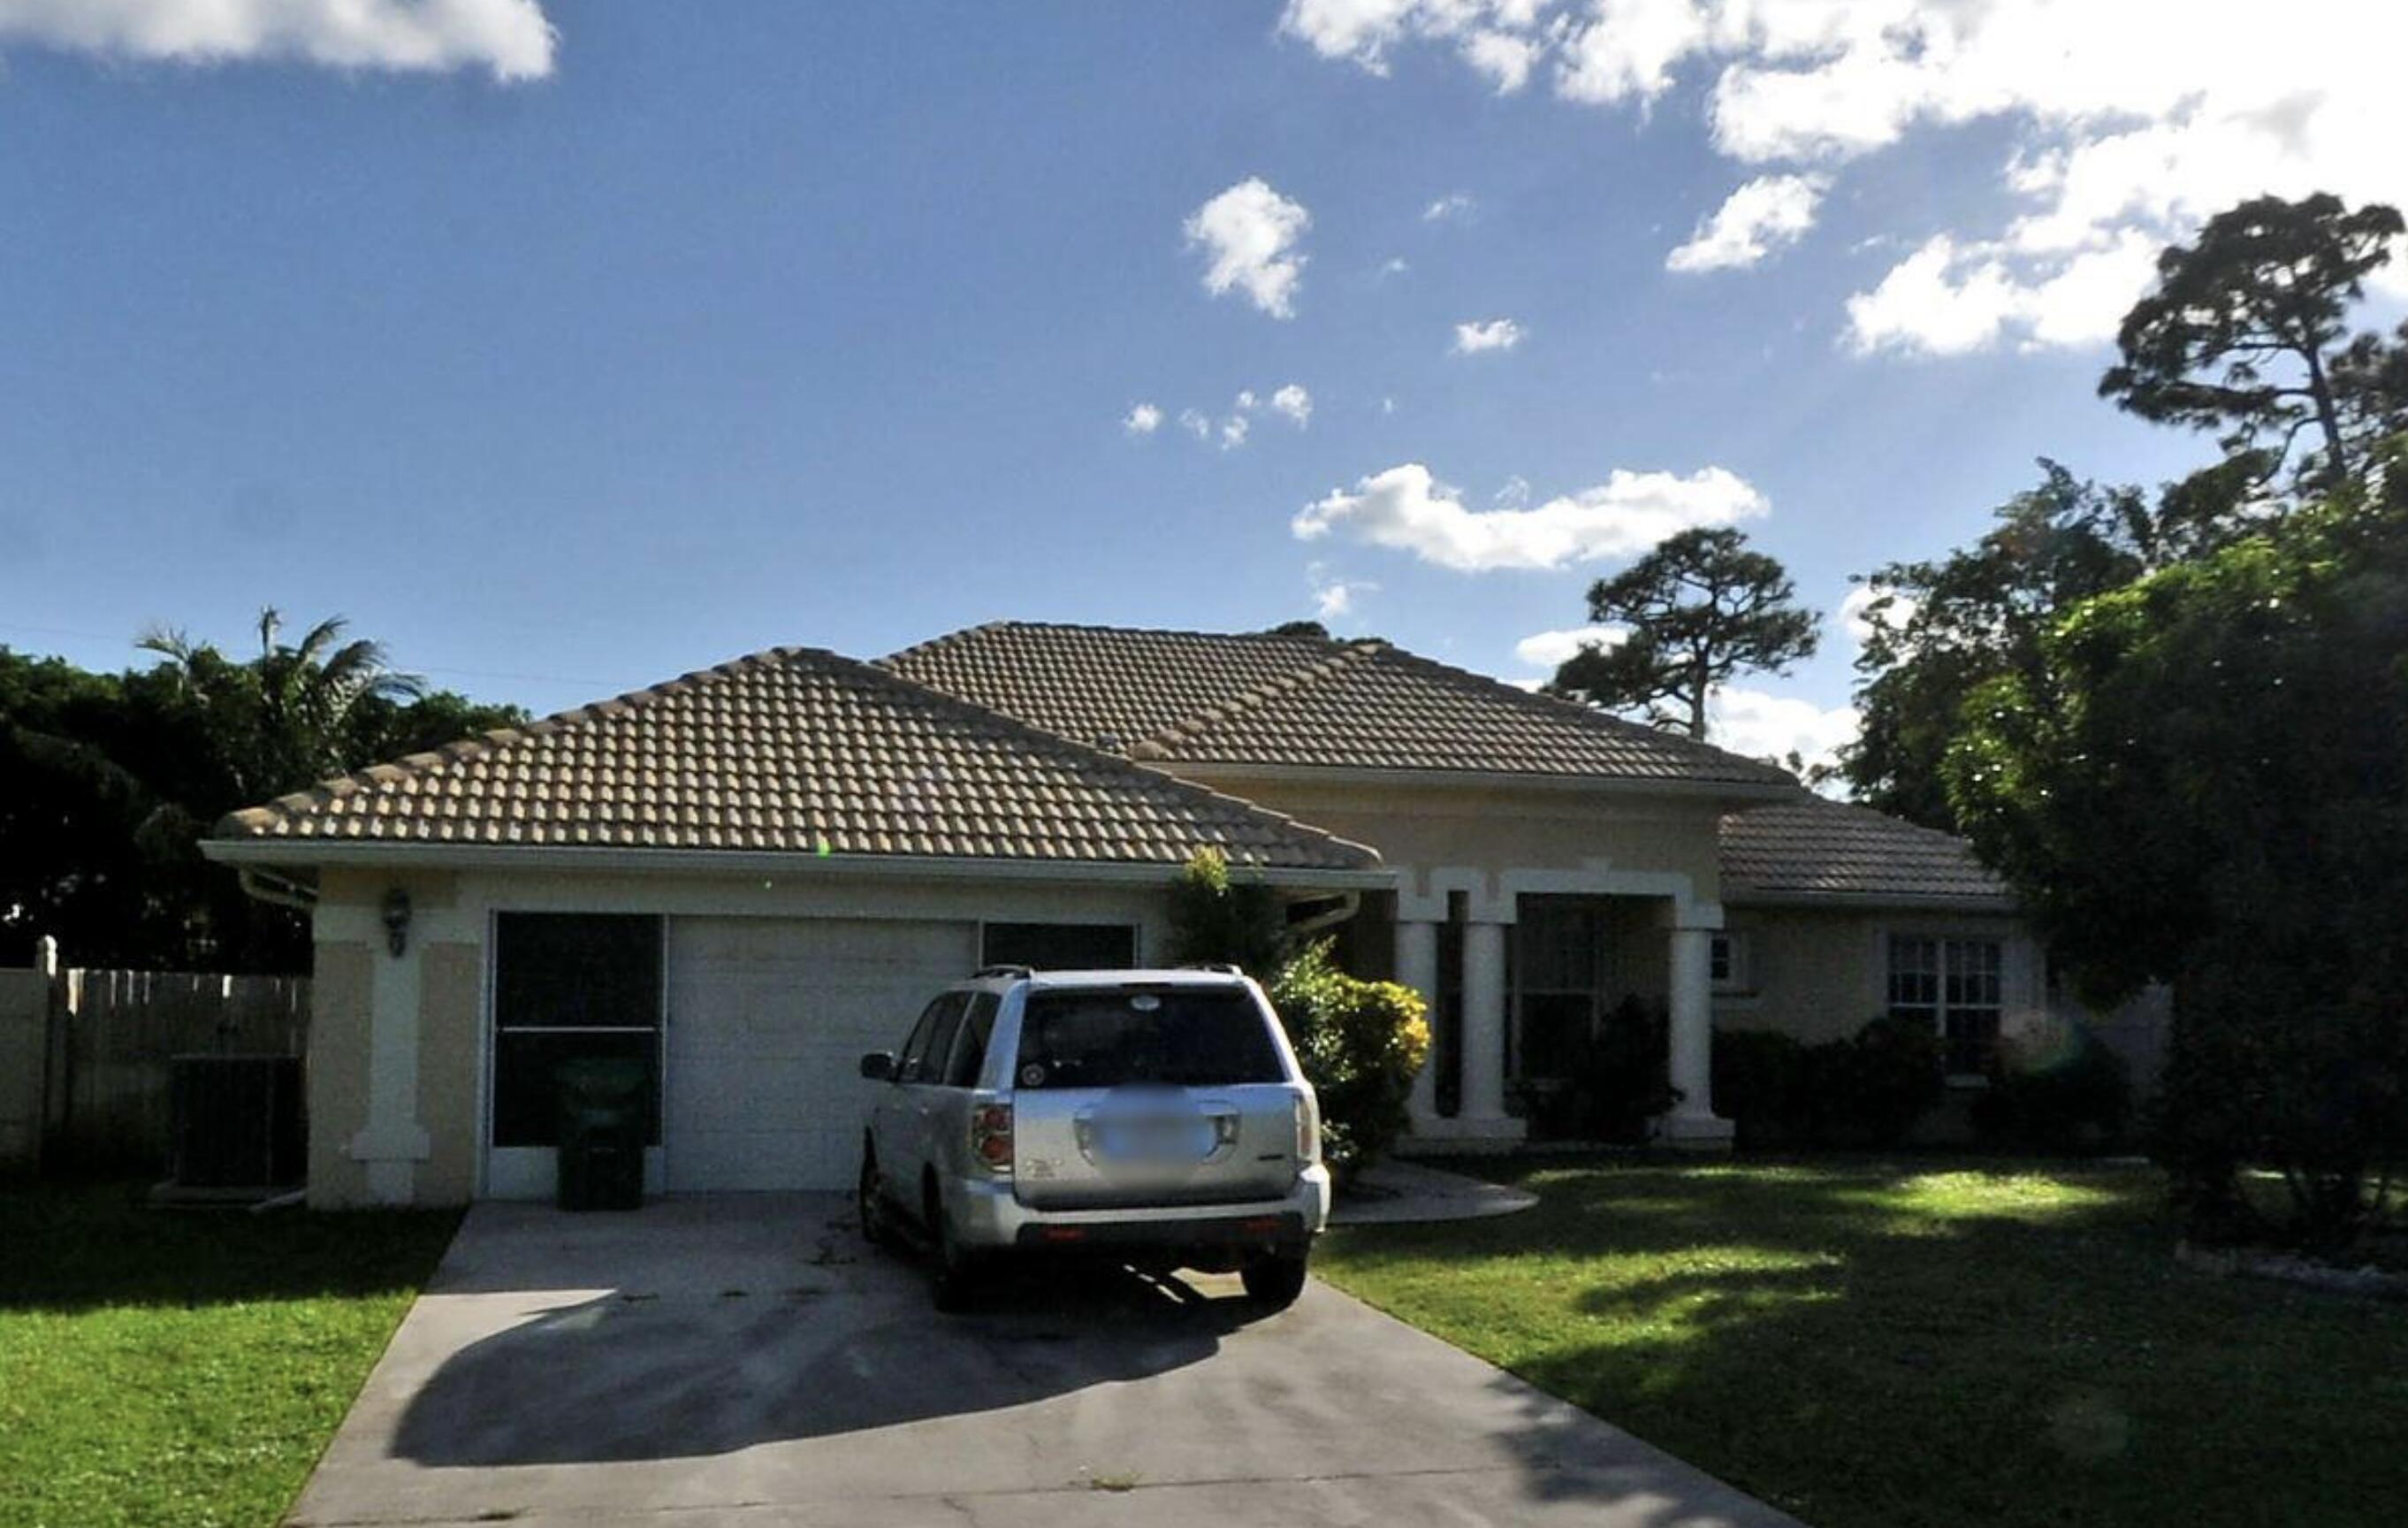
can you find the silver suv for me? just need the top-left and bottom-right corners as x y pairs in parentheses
(857, 966), (1330, 1310)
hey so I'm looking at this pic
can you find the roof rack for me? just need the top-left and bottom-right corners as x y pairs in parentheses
(972, 964), (1034, 980)
(1179, 962), (1246, 975)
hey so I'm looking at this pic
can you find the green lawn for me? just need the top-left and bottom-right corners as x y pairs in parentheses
(1318, 1156), (2408, 1528)
(0, 1181), (460, 1528)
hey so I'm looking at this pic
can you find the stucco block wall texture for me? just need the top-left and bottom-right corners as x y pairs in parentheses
(307, 944), (375, 1210)
(1715, 907), (2042, 1045)
(301, 867), (1182, 1207)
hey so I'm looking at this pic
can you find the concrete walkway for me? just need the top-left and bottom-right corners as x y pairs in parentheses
(1330, 1157), (1538, 1225)
(290, 1194), (1798, 1528)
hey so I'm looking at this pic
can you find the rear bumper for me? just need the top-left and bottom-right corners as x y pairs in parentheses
(947, 1164), (1331, 1253)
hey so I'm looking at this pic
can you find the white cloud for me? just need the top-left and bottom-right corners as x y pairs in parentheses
(1452, 317), (1525, 354)
(1844, 235), (2023, 356)
(1221, 414), (1252, 451)
(1178, 409), (1212, 441)
(1666, 173), (1825, 272)
(1235, 388), (1261, 412)
(1271, 383), (1314, 426)
(1514, 623), (1627, 669)
(0, 0), (555, 79)
(1284, 0), (2408, 354)
(1185, 177), (1311, 319)
(1310, 569), (1380, 621)
(1422, 191), (1478, 222)
(1379, 255), (1412, 277)
(1844, 229), (2165, 355)
(1709, 685), (1861, 781)
(1123, 402), (1163, 435)
(1461, 28), (1538, 92)
(1292, 461), (1766, 572)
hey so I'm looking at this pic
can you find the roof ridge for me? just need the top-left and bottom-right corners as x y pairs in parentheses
(215, 646), (833, 837)
(857, 653), (1383, 866)
(1366, 644), (1793, 782)
(1129, 638), (1384, 760)
(875, 620), (1345, 666)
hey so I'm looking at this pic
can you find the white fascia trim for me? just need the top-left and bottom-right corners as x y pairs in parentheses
(201, 837), (1396, 891)
(1724, 889), (2019, 913)
(1164, 760), (1799, 804)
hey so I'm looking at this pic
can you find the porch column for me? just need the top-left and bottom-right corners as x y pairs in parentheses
(1459, 916), (1510, 1127)
(1393, 916), (1442, 1124)
(1657, 916), (1735, 1150)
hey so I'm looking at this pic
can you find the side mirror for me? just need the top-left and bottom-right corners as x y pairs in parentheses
(858, 1050), (895, 1081)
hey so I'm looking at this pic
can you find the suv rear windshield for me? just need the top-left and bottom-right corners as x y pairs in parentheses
(1014, 988), (1284, 1090)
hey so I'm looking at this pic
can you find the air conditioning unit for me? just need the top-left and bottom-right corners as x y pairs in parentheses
(169, 1055), (305, 1190)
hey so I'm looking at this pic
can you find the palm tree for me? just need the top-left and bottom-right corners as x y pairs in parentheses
(139, 607), (424, 797)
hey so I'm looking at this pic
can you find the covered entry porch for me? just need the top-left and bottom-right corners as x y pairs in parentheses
(1365, 867), (1730, 1150)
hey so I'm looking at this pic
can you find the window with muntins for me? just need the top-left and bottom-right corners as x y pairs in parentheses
(1887, 935), (2003, 1075)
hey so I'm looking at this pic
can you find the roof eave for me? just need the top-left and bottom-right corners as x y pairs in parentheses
(1722, 887), (2019, 913)
(200, 837), (1396, 890)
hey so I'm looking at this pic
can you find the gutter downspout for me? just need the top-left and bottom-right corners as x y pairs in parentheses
(238, 866), (319, 913)
(1285, 890), (1360, 942)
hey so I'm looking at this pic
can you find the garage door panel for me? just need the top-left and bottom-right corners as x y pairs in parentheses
(663, 917), (975, 1191)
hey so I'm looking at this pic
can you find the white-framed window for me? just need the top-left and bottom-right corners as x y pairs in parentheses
(1710, 930), (1751, 992)
(1887, 935), (2003, 1077)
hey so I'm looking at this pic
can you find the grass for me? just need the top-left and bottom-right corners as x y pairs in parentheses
(1318, 1155), (2408, 1528)
(0, 1180), (461, 1528)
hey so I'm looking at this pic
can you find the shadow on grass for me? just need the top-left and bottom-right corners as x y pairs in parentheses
(0, 1178), (461, 1314)
(1325, 1155), (2408, 1528)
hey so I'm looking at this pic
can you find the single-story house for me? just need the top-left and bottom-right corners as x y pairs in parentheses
(203, 623), (2058, 1209)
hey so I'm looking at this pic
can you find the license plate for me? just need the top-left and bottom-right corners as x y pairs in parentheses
(1094, 1117), (1213, 1162)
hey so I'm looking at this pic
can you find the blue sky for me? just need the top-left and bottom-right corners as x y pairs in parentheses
(3, 2), (2389, 768)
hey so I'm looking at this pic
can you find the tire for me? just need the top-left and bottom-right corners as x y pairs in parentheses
(926, 1185), (982, 1313)
(857, 1150), (895, 1251)
(1241, 1251), (1309, 1310)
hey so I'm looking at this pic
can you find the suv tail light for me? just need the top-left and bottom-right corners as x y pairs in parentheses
(1293, 1095), (1320, 1165)
(971, 1102), (1014, 1173)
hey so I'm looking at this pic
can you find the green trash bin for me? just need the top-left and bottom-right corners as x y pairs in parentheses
(556, 1056), (649, 1211)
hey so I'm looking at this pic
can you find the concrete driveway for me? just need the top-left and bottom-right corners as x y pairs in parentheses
(291, 1195), (1798, 1528)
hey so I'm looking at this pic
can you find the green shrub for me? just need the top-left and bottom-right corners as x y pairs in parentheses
(1269, 940), (1432, 1180)
(1971, 1013), (2132, 1150)
(1712, 1028), (1810, 1145)
(1165, 846), (1287, 976)
(1522, 995), (1675, 1143)
(1803, 1016), (1946, 1147)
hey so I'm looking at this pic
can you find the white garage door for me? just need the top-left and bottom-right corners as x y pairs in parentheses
(663, 916), (977, 1191)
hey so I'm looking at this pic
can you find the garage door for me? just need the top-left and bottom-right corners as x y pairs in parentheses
(663, 916), (978, 1191)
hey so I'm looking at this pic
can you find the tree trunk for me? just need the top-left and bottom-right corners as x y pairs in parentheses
(1686, 656), (1709, 740)
(2302, 343), (2351, 482)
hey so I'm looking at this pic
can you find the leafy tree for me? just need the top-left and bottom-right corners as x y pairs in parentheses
(1945, 457), (2408, 1251)
(1549, 527), (1818, 740)
(1841, 460), (2258, 828)
(0, 615), (523, 972)
(2100, 192), (2406, 490)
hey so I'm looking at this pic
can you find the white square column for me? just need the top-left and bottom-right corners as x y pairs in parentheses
(1393, 916), (1442, 1127)
(1458, 916), (1520, 1135)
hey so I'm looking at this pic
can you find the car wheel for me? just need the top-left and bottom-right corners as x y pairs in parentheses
(857, 1151), (894, 1250)
(1241, 1251), (1309, 1309)
(926, 1185), (981, 1313)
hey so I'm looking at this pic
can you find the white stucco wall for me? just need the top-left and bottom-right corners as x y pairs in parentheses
(304, 861), (1180, 1208)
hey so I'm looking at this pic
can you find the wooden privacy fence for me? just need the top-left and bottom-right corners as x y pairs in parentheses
(1, 939), (309, 1174)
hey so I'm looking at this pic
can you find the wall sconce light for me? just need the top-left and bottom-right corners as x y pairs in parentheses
(381, 887), (412, 959)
